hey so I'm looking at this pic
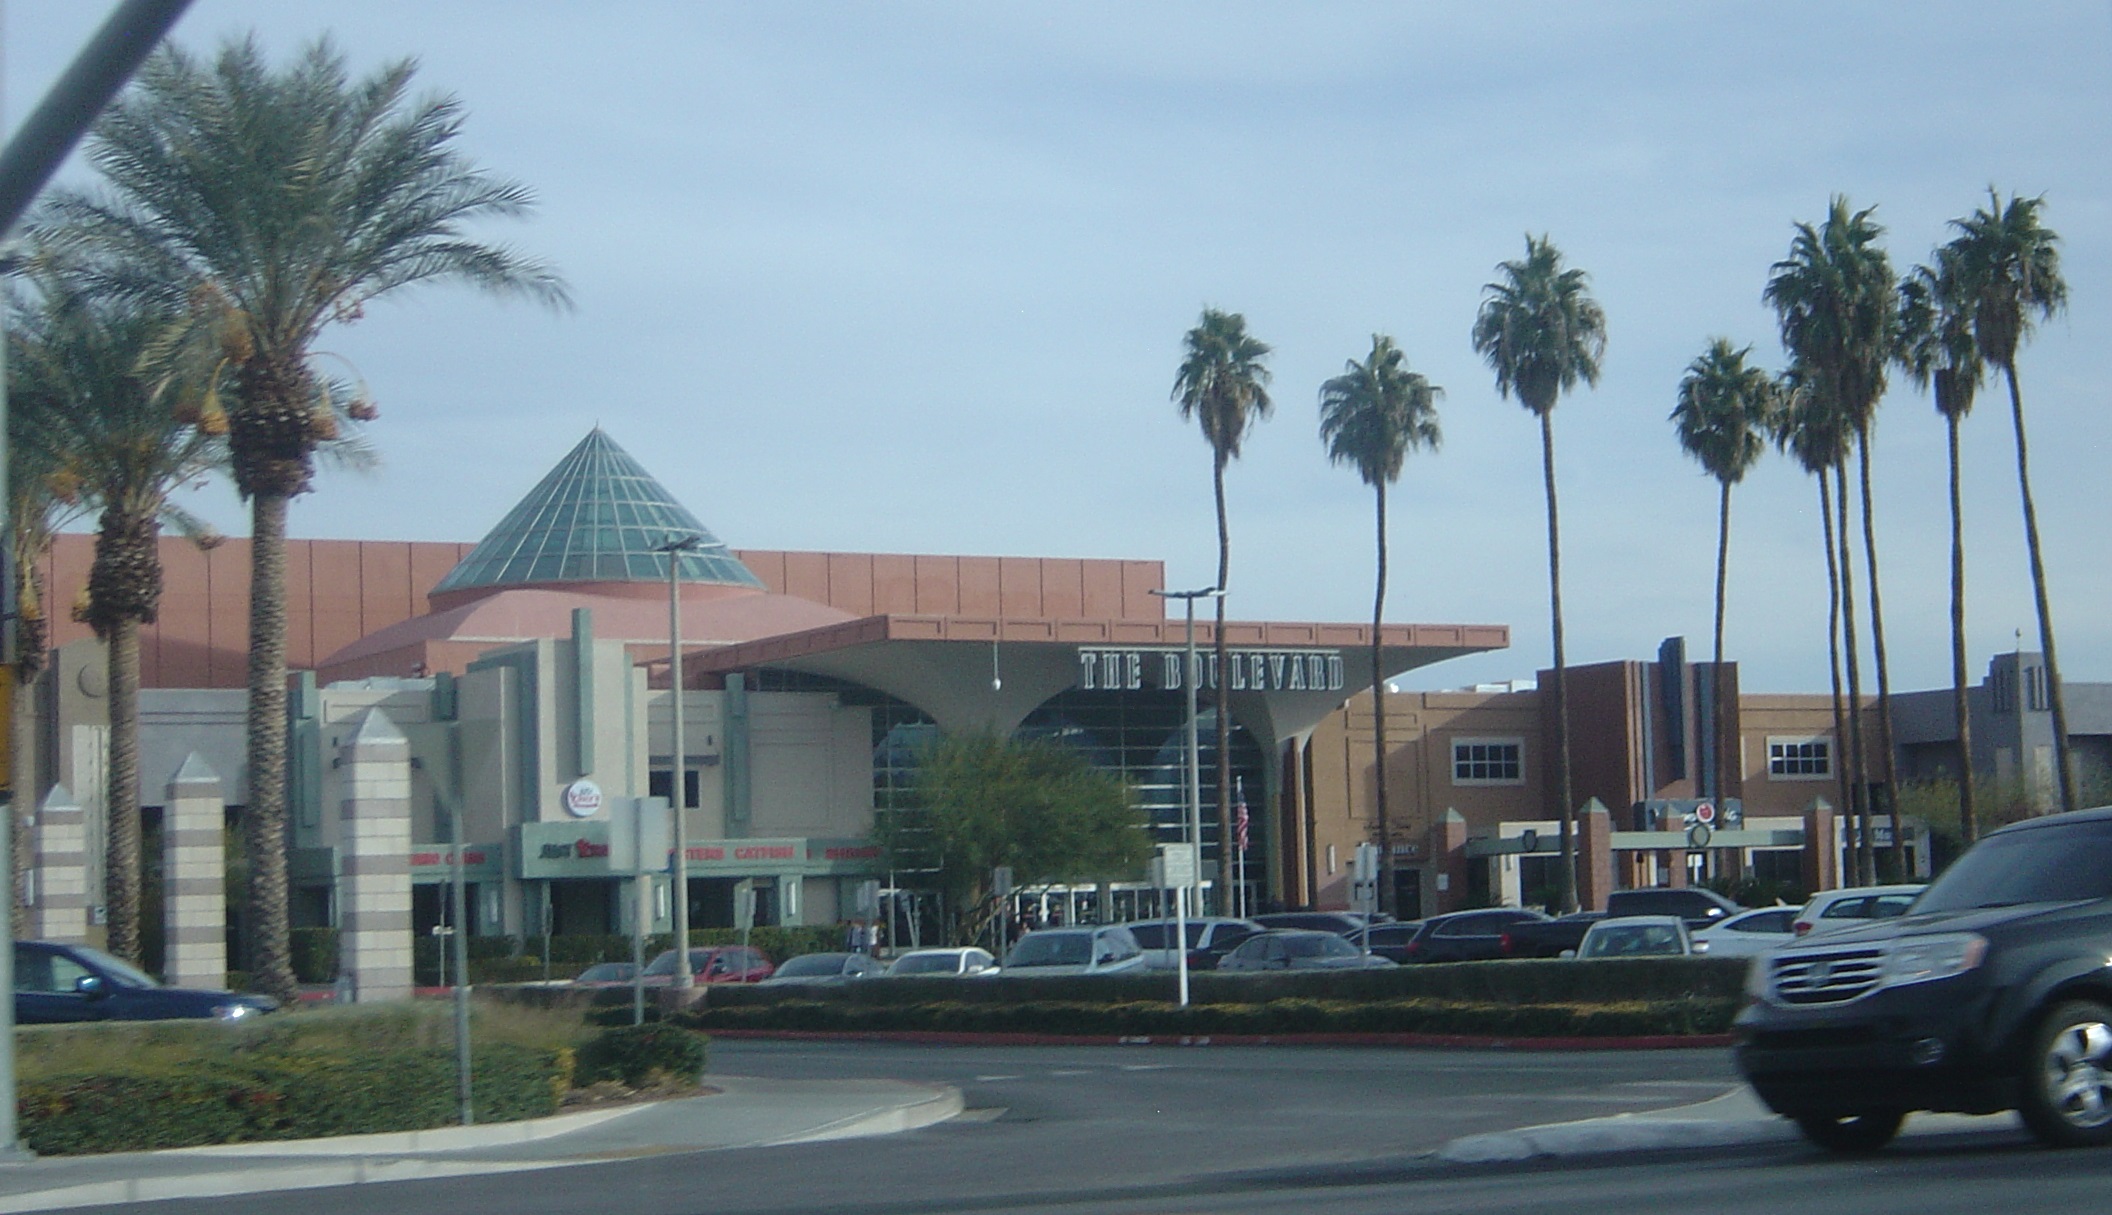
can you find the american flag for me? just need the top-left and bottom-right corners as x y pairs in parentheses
(1234, 778), (1250, 852)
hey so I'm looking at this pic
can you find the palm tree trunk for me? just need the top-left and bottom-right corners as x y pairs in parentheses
(1857, 434), (1905, 879)
(1819, 475), (1851, 868)
(1947, 414), (1976, 843)
(2003, 364), (2075, 813)
(246, 491), (298, 1002)
(105, 617), (142, 963)
(1371, 479), (1391, 917)
(1834, 462), (1871, 885)
(1211, 456), (1234, 917)
(1711, 478), (1731, 807)
(1539, 413), (1576, 912)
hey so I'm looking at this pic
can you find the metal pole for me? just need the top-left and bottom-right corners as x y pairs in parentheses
(631, 796), (646, 1026)
(447, 786), (472, 1126)
(657, 534), (698, 992)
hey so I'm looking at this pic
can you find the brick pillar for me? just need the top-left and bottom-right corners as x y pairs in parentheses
(1437, 809), (1469, 913)
(338, 708), (414, 1002)
(1802, 796), (1838, 893)
(163, 754), (228, 989)
(30, 785), (89, 943)
(1577, 798), (1613, 911)
(1665, 849), (1689, 888)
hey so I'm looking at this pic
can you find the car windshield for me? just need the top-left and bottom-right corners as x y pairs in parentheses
(775, 954), (850, 977)
(76, 946), (160, 989)
(1285, 934), (1358, 959)
(1125, 922), (1204, 950)
(889, 953), (961, 975)
(1582, 925), (1683, 957)
(1915, 820), (2112, 913)
(641, 949), (711, 977)
(1005, 933), (1093, 967)
(574, 963), (633, 982)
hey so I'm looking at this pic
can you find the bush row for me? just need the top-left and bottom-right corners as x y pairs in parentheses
(677, 995), (1740, 1039)
(377, 926), (847, 985)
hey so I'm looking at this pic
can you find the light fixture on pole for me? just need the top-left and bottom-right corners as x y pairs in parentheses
(655, 532), (706, 992)
(1149, 586), (1223, 918)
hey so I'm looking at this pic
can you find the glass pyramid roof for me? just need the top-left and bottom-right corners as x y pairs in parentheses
(431, 429), (764, 596)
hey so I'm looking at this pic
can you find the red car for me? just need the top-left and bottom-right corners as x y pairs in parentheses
(638, 945), (774, 985)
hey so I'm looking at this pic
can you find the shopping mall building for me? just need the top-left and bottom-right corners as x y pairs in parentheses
(24, 429), (2100, 960)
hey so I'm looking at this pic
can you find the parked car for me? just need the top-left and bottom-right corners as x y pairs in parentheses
(1499, 912), (1607, 959)
(638, 945), (774, 986)
(13, 941), (277, 1024)
(1000, 926), (1145, 976)
(1218, 929), (1397, 972)
(1121, 918), (1264, 971)
(1573, 915), (1697, 959)
(1690, 906), (1799, 958)
(1253, 911), (1387, 935)
(1393, 908), (1549, 963)
(880, 947), (998, 978)
(756, 952), (883, 986)
(1790, 884), (1925, 938)
(1604, 886), (1742, 928)
(1736, 806), (2112, 1153)
(1356, 920), (1427, 964)
(568, 961), (639, 988)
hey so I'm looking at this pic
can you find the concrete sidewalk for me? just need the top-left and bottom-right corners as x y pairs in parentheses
(1439, 1085), (2018, 1164)
(0, 1074), (964, 1214)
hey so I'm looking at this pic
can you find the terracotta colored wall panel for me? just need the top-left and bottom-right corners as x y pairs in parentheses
(957, 557), (1001, 615)
(307, 541), (366, 671)
(207, 539), (252, 687)
(870, 554), (917, 614)
(825, 552), (874, 617)
(358, 542), (415, 644)
(781, 551), (829, 605)
(1040, 559), (1084, 619)
(279, 540), (317, 673)
(152, 536), (215, 689)
(736, 549), (787, 596)
(913, 556), (959, 615)
(409, 543), (468, 613)
(998, 557), (1040, 617)
(1122, 561), (1164, 620)
(1080, 560), (1124, 619)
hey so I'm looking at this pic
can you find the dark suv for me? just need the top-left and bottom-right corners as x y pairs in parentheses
(1734, 806), (2112, 1152)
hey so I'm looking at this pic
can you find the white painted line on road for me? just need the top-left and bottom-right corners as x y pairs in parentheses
(973, 1074), (1023, 1082)
(1119, 1064), (1172, 1071)
(1047, 1069), (1094, 1077)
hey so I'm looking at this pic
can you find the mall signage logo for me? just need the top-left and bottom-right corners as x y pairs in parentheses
(1075, 648), (1345, 693)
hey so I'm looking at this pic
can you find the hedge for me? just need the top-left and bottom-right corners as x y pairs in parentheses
(677, 995), (1740, 1039)
(575, 1023), (709, 1087)
(19, 1042), (566, 1156)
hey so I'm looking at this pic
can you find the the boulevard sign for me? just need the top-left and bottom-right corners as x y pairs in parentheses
(1076, 648), (1345, 694)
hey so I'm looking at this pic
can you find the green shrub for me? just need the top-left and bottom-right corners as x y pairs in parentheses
(574, 1024), (708, 1088)
(289, 928), (339, 984)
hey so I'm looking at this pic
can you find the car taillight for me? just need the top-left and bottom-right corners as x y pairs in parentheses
(1404, 940), (1422, 956)
(1499, 932), (1515, 956)
(1793, 921), (1812, 936)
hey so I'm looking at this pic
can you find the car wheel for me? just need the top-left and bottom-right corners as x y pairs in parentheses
(1793, 1110), (1903, 1154)
(2018, 1000), (2112, 1148)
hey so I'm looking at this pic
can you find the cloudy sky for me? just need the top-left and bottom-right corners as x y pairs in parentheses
(7, 2), (2108, 695)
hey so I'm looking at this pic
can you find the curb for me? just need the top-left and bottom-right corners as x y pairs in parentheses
(705, 1028), (1736, 1051)
(154, 1101), (659, 1158)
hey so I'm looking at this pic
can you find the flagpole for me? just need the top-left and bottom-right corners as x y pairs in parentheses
(1234, 776), (1248, 919)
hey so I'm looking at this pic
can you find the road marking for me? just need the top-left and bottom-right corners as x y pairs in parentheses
(1048, 1069), (1093, 1077)
(973, 1074), (1023, 1082)
(1119, 1064), (1172, 1071)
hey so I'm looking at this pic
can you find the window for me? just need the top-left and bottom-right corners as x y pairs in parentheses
(1452, 738), (1524, 785)
(1767, 736), (1831, 780)
(648, 767), (702, 809)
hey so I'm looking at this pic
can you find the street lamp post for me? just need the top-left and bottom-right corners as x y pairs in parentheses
(655, 533), (705, 993)
(1149, 586), (1223, 919)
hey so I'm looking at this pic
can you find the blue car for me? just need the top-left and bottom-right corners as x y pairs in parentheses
(13, 941), (277, 1024)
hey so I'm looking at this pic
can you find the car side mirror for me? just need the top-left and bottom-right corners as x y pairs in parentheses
(1096, 952), (1116, 965)
(1558, 949), (1577, 959)
(75, 974), (107, 998)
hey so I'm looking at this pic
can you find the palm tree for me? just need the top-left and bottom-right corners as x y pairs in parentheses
(1765, 198), (1897, 881)
(1671, 339), (1773, 808)
(1897, 256), (1984, 842)
(1773, 369), (1861, 874)
(1943, 191), (2072, 812)
(1471, 235), (1605, 913)
(1172, 307), (1272, 912)
(1318, 334), (1442, 917)
(9, 273), (221, 963)
(39, 37), (569, 998)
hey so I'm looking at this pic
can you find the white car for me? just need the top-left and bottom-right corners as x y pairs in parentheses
(1690, 906), (1798, 958)
(1119, 917), (1265, 971)
(1000, 926), (1147, 976)
(1791, 884), (1925, 938)
(880, 947), (998, 977)
(1574, 915), (1697, 959)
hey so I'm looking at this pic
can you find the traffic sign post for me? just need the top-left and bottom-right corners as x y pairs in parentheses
(1155, 844), (1198, 1006)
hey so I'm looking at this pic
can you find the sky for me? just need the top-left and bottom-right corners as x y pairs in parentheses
(5, 1), (2108, 696)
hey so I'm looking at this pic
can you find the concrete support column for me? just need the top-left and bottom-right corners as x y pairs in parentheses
(30, 785), (88, 943)
(338, 709), (415, 1002)
(1802, 796), (1838, 893)
(1437, 809), (1468, 913)
(162, 754), (227, 988)
(1577, 798), (1613, 911)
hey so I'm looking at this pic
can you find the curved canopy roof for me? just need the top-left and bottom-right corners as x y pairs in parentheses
(431, 428), (764, 597)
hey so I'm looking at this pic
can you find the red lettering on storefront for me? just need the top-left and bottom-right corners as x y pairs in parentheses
(733, 846), (795, 860)
(574, 838), (610, 859)
(822, 846), (880, 861)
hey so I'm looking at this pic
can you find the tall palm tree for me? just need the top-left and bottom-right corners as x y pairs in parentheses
(39, 37), (569, 998)
(1943, 191), (2072, 813)
(1671, 339), (1773, 808)
(1897, 256), (1984, 842)
(1172, 307), (1272, 912)
(1765, 198), (1897, 882)
(10, 273), (221, 963)
(1471, 235), (1605, 913)
(1318, 334), (1442, 916)
(1773, 370), (1861, 874)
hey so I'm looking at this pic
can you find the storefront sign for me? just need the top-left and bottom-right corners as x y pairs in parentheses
(563, 778), (604, 818)
(518, 821), (624, 878)
(409, 845), (504, 883)
(1075, 648), (1345, 694)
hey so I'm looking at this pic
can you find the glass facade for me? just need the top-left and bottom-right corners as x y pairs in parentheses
(431, 428), (763, 595)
